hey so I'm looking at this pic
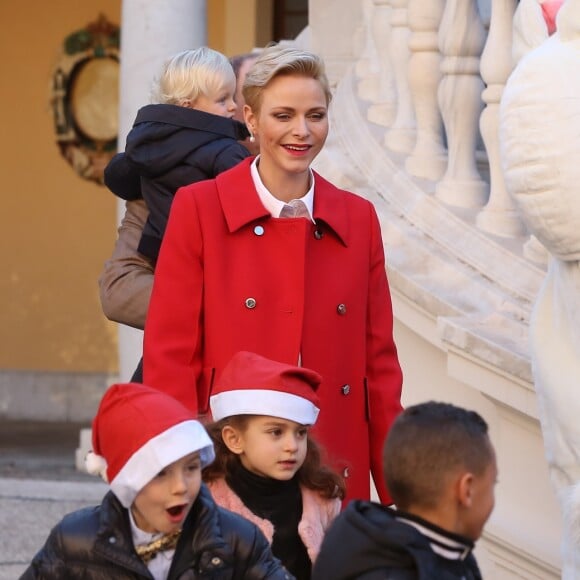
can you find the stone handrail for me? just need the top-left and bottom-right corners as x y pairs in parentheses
(307, 2), (566, 575)
(310, 0), (552, 414)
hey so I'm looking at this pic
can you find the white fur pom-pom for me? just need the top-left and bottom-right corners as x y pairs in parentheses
(85, 451), (109, 483)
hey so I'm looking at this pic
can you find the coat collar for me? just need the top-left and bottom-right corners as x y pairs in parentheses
(93, 491), (151, 575)
(206, 477), (340, 562)
(134, 103), (249, 140)
(94, 487), (237, 578)
(216, 158), (351, 247)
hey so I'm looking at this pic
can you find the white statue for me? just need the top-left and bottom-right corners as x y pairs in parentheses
(500, 1), (580, 576)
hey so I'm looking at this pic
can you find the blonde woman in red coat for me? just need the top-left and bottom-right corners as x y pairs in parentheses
(143, 44), (403, 505)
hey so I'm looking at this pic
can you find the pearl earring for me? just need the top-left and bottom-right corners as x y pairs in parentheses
(249, 133), (256, 143)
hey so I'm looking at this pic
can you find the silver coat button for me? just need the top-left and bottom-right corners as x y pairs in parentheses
(245, 297), (257, 309)
(314, 229), (323, 240)
(341, 384), (351, 395)
(254, 225), (265, 236)
(337, 303), (347, 315)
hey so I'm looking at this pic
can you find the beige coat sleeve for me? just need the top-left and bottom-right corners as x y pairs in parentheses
(98, 200), (154, 330)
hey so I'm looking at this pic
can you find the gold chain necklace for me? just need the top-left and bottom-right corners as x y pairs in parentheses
(135, 530), (181, 564)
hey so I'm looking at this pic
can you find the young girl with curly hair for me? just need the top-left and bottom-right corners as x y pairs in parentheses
(203, 351), (345, 580)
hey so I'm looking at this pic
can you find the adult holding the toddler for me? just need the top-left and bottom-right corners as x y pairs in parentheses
(99, 48), (252, 336)
(143, 45), (403, 504)
(101, 47), (250, 381)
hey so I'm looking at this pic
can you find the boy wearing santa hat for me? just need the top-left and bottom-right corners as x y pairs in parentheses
(21, 382), (291, 580)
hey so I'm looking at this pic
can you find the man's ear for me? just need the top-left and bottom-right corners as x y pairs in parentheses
(221, 425), (244, 455)
(457, 472), (475, 508)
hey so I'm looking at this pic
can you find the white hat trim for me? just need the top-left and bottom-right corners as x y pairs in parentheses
(210, 389), (319, 425)
(110, 420), (215, 508)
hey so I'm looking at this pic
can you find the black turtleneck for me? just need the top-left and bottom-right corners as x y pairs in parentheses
(226, 459), (311, 580)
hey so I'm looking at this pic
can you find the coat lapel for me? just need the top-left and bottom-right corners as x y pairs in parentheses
(216, 158), (271, 233)
(216, 158), (351, 247)
(311, 171), (350, 247)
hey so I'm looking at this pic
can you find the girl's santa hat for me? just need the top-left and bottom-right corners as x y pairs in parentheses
(210, 351), (321, 425)
(85, 383), (215, 508)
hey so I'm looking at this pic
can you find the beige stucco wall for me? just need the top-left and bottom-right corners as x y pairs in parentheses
(0, 2), (121, 373)
(0, 1), (267, 377)
(209, 0), (273, 56)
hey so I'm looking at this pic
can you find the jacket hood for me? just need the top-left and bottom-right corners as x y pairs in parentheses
(313, 500), (418, 578)
(313, 501), (480, 580)
(125, 104), (249, 177)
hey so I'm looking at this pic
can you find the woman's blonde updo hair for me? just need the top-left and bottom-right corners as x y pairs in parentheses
(242, 44), (332, 113)
(152, 47), (235, 106)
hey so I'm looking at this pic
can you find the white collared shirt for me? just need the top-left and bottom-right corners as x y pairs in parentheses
(250, 156), (315, 222)
(250, 156), (309, 367)
(129, 509), (175, 580)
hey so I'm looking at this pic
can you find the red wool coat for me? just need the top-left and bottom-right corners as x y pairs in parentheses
(143, 158), (403, 503)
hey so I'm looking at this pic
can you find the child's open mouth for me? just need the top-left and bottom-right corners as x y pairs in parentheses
(166, 504), (186, 520)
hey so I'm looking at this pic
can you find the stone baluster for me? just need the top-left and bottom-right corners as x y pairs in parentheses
(309, 0), (363, 83)
(355, 0), (378, 77)
(405, 0), (446, 179)
(476, 0), (526, 237)
(356, 0), (382, 102)
(435, 0), (488, 208)
(367, 0), (397, 127)
(352, 2), (367, 62)
(385, 0), (416, 153)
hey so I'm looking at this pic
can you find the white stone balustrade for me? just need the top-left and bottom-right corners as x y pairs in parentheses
(355, 0), (382, 103)
(309, 0), (363, 85)
(476, 0), (526, 237)
(436, 0), (488, 207)
(308, 0), (561, 576)
(405, 0), (446, 180)
(384, 0), (416, 153)
(366, 0), (396, 126)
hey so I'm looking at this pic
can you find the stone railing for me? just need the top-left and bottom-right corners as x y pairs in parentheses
(307, 0), (563, 577)
(311, 0), (549, 393)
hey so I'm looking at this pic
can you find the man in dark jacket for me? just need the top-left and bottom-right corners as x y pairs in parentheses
(312, 401), (497, 580)
(21, 383), (291, 580)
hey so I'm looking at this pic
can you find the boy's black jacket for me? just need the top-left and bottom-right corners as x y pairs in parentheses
(21, 484), (292, 579)
(312, 500), (483, 580)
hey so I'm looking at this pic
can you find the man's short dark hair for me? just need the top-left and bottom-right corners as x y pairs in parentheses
(383, 401), (493, 511)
